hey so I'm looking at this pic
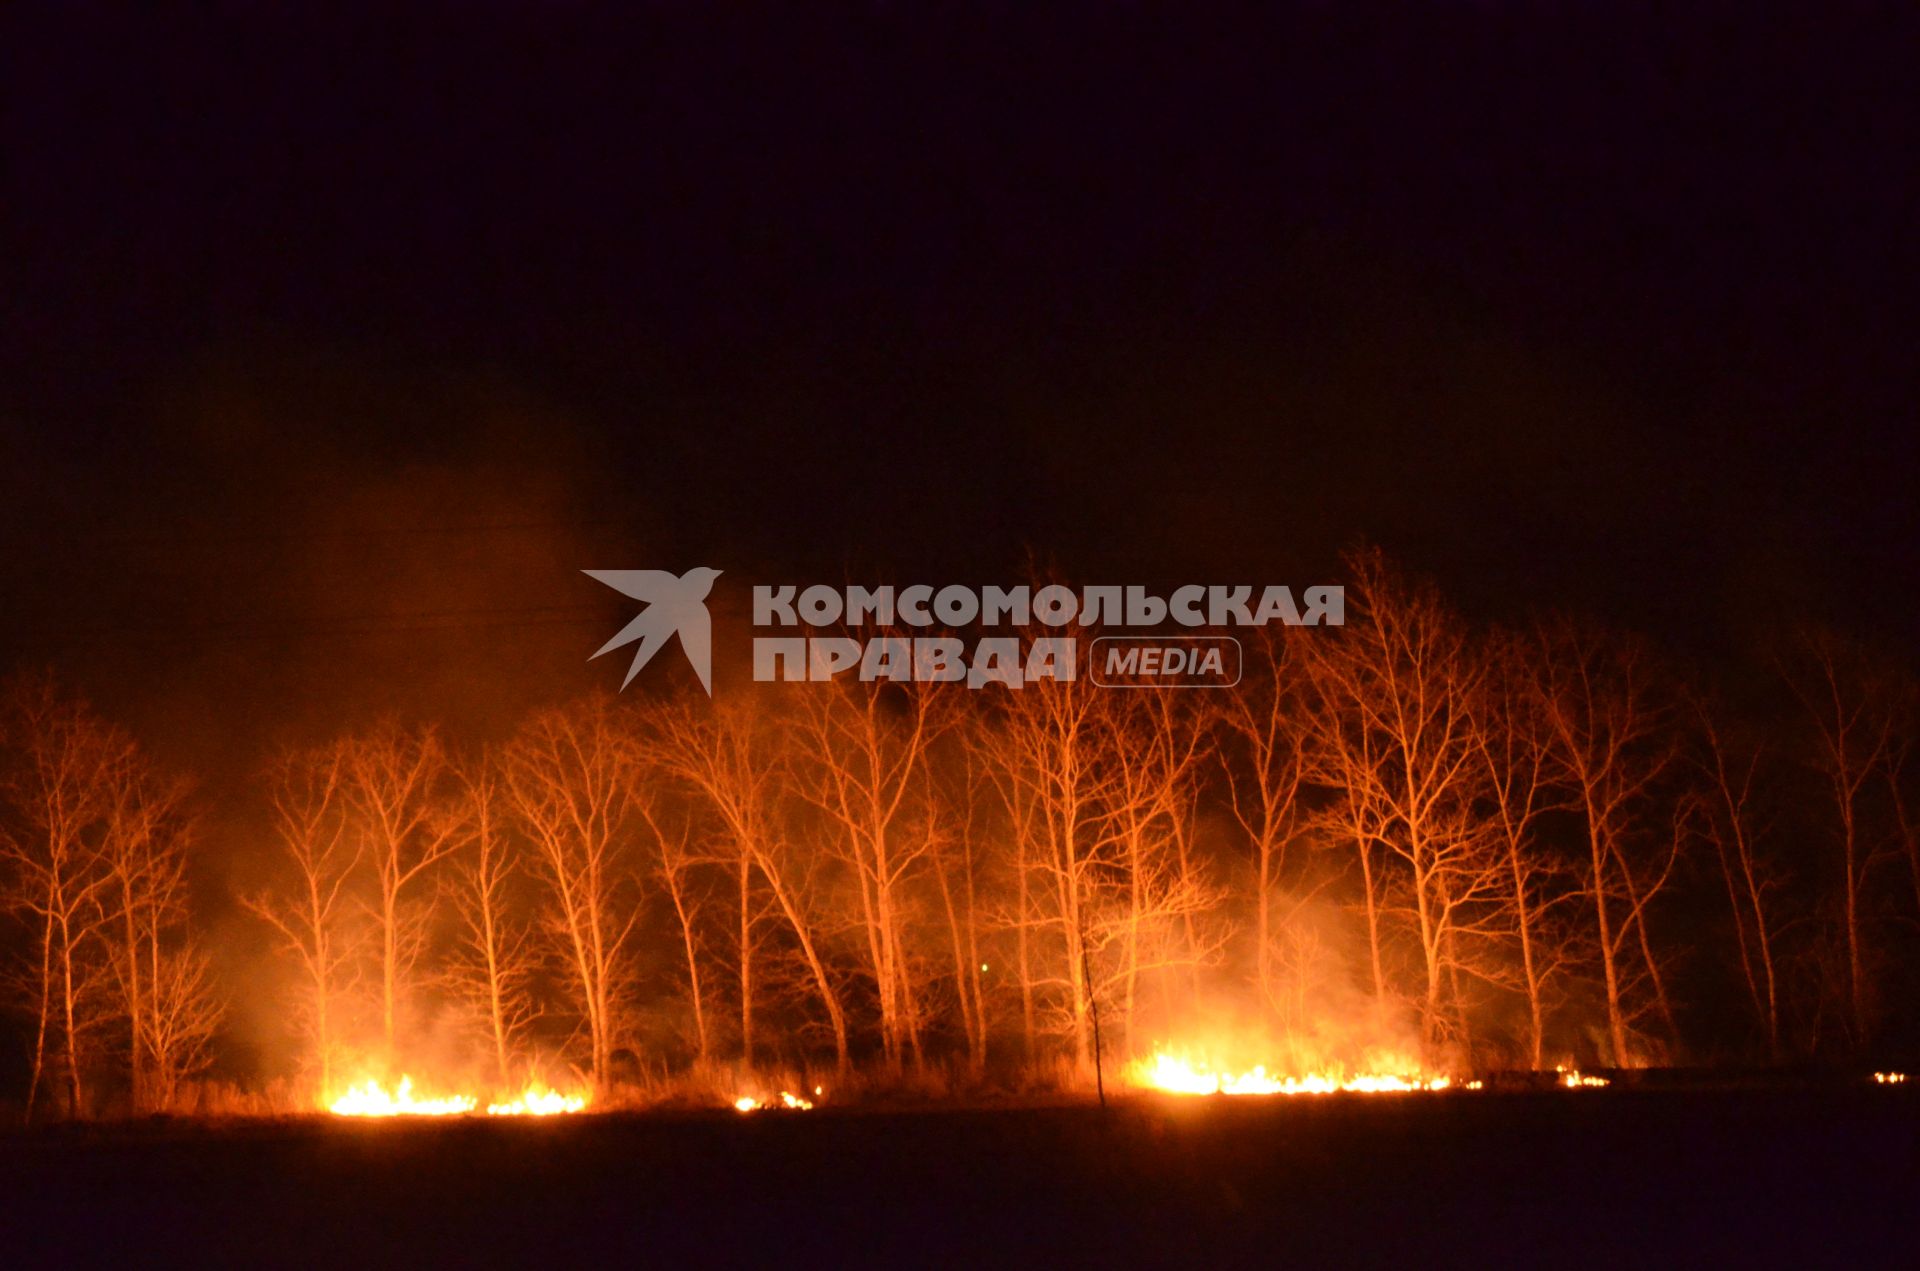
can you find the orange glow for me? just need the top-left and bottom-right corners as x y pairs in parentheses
(1555, 1064), (1609, 1088)
(1874, 1071), (1908, 1084)
(486, 1084), (589, 1116)
(329, 1076), (476, 1117)
(733, 1088), (818, 1112)
(327, 1076), (589, 1117)
(1127, 1050), (1454, 1096)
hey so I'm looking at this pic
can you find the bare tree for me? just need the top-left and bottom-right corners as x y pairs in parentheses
(1690, 700), (1785, 1058)
(930, 747), (991, 1073)
(341, 720), (458, 1061)
(1876, 671), (1920, 958)
(444, 753), (540, 1089)
(0, 676), (126, 1119)
(1221, 625), (1308, 1020)
(1475, 629), (1570, 1069)
(1299, 550), (1503, 1059)
(99, 747), (202, 1111)
(788, 662), (946, 1068)
(1535, 618), (1679, 1065)
(654, 691), (851, 1071)
(241, 742), (360, 1098)
(141, 938), (223, 1111)
(1096, 688), (1220, 1053)
(967, 711), (1043, 1060)
(634, 787), (715, 1065)
(1888, 727), (1920, 931)
(1781, 630), (1897, 1046)
(503, 695), (644, 1091)
(985, 661), (1114, 1070)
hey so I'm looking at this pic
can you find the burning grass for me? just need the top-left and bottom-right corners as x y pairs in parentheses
(327, 1077), (589, 1118)
(732, 1089), (819, 1112)
(1126, 1049), (1460, 1097)
(321, 1058), (833, 1118)
(1121, 1042), (1621, 1098)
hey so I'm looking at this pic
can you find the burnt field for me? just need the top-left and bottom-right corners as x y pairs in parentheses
(3, 1088), (1918, 1268)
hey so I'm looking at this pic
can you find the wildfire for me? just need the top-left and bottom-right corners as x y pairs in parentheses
(330, 1076), (476, 1117)
(328, 1076), (589, 1117)
(1128, 1051), (1454, 1097)
(1873, 1071), (1908, 1084)
(486, 1084), (590, 1116)
(1556, 1065), (1610, 1089)
(733, 1087), (820, 1112)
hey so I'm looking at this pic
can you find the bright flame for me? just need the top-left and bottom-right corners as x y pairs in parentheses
(328, 1077), (588, 1117)
(487, 1084), (589, 1116)
(1556, 1064), (1609, 1089)
(1874, 1071), (1908, 1084)
(733, 1090), (816, 1112)
(329, 1076), (476, 1117)
(1128, 1051), (1454, 1097)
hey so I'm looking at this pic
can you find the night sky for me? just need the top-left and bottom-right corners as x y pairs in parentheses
(4, 4), (1917, 763)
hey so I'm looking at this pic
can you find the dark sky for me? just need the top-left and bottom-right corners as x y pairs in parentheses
(3, 4), (1917, 763)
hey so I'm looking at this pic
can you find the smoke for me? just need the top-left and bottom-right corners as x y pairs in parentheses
(3, 353), (661, 1089)
(1146, 886), (1426, 1077)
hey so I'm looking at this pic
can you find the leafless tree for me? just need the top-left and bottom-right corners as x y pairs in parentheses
(1221, 625), (1309, 1020)
(966, 711), (1043, 1059)
(444, 753), (540, 1088)
(1781, 629), (1898, 1045)
(341, 720), (458, 1061)
(503, 694), (644, 1090)
(634, 786), (715, 1064)
(1876, 671), (1920, 947)
(1475, 629), (1571, 1069)
(929, 746), (991, 1073)
(0, 676), (126, 1119)
(983, 662), (1115, 1069)
(1689, 700), (1786, 1058)
(141, 938), (223, 1111)
(1299, 550), (1504, 1059)
(788, 662), (947, 1068)
(241, 741), (360, 1098)
(1888, 730), (1920, 931)
(654, 691), (851, 1070)
(98, 746), (212, 1111)
(1535, 617), (1679, 1064)
(1095, 689), (1221, 1053)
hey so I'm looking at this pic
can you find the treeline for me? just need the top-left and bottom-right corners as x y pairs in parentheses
(4, 549), (1919, 1117)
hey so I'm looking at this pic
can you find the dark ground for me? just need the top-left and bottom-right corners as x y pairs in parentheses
(2, 1089), (1916, 1268)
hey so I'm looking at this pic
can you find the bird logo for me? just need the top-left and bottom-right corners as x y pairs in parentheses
(584, 567), (723, 695)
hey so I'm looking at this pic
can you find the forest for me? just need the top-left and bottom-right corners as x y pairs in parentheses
(3, 549), (1918, 1119)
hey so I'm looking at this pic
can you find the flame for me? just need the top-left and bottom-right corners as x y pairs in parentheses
(733, 1089), (817, 1112)
(329, 1076), (476, 1117)
(1874, 1071), (1908, 1084)
(1555, 1064), (1609, 1089)
(1128, 1050), (1453, 1096)
(328, 1076), (589, 1117)
(486, 1084), (589, 1116)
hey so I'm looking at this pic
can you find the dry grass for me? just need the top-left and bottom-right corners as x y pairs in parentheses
(10, 1051), (1112, 1126)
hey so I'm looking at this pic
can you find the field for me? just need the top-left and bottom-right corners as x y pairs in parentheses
(2, 1087), (1917, 1268)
